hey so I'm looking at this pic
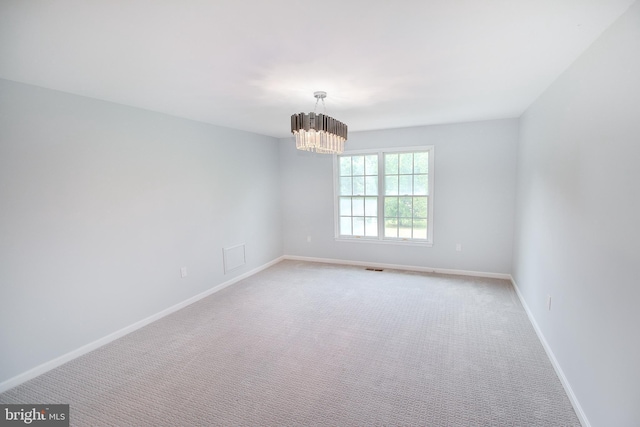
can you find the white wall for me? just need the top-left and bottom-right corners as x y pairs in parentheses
(281, 119), (518, 274)
(0, 79), (283, 384)
(513, 2), (640, 426)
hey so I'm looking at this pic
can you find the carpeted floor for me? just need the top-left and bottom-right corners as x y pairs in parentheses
(0, 260), (580, 426)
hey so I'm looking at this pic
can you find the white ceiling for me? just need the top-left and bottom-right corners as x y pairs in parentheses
(0, 0), (635, 138)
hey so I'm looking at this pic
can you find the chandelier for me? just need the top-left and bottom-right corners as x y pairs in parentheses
(291, 91), (348, 154)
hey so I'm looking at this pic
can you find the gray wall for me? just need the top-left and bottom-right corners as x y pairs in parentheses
(0, 79), (283, 384)
(513, 2), (640, 426)
(281, 119), (519, 274)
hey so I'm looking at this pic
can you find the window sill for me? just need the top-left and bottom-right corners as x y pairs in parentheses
(335, 236), (433, 247)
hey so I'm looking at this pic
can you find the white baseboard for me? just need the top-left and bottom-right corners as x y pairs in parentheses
(283, 255), (511, 280)
(0, 256), (285, 394)
(509, 275), (590, 427)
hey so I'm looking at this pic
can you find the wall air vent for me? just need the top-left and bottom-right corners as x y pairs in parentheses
(223, 243), (246, 274)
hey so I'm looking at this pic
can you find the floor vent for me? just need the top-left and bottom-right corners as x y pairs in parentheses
(365, 268), (384, 272)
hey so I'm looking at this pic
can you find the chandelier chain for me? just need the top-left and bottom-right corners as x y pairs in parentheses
(313, 98), (327, 114)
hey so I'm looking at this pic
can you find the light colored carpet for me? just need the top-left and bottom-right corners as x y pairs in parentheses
(1, 260), (580, 426)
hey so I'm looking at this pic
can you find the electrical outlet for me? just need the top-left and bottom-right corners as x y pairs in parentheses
(180, 267), (188, 278)
(456, 243), (462, 252)
(307, 235), (312, 243)
(546, 295), (552, 311)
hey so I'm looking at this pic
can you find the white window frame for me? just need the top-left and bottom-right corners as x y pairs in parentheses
(333, 146), (435, 246)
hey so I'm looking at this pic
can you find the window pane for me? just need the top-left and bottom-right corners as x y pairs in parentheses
(398, 197), (412, 218)
(399, 175), (413, 195)
(352, 156), (364, 176)
(384, 218), (398, 238)
(340, 217), (352, 235)
(340, 177), (352, 195)
(352, 197), (364, 216)
(365, 176), (378, 195)
(399, 218), (412, 238)
(340, 156), (352, 176)
(384, 197), (398, 217)
(365, 197), (377, 217)
(399, 153), (413, 174)
(414, 174), (428, 195)
(413, 219), (427, 239)
(413, 197), (427, 218)
(353, 176), (365, 195)
(385, 154), (398, 174)
(414, 152), (428, 173)
(339, 197), (352, 216)
(365, 155), (378, 175)
(385, 176), (398, 195)
(365, 217), (378, 237)
(353, 217), (365, 236)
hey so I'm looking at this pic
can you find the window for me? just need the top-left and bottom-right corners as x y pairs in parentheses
(335, 146), (434, 245)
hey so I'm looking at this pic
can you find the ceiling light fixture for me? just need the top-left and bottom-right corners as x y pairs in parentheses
(291, 91), (348, 154)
